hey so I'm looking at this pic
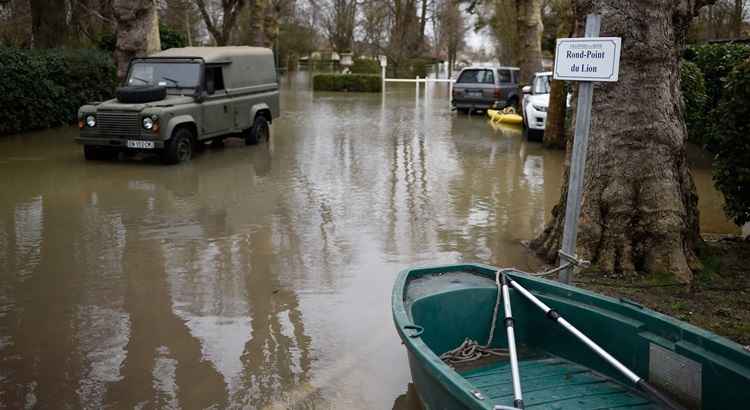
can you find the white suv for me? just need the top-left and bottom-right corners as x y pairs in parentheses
(521, 72), (552, 138)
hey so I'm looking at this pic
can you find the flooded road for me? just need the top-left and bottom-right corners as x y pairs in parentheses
(0, 72), (739, 409)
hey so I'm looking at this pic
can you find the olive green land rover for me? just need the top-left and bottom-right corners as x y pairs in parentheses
(77, 47), (280, 164)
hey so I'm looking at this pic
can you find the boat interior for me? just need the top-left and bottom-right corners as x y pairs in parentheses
(403, 270), (701, 409)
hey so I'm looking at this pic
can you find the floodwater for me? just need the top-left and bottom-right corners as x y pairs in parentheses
(0, 72), (738, 409)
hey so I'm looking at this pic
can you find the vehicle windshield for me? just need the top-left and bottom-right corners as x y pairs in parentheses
(532, 75), (551, 94)
(126, 62), (200, 89)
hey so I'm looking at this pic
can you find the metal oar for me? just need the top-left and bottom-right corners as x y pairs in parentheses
(496, 271), (524, 410)
(506, 277), (686, 410)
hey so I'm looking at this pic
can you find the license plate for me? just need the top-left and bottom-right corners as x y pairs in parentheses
(469, 90), (483, 96)
(127, 140), (154, 149)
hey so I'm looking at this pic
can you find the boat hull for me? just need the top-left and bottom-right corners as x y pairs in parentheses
(392, 264), (750, 410)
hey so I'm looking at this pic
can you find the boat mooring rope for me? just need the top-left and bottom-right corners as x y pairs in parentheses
(440, 256), (589, 367)
(440, 338), (510, 365)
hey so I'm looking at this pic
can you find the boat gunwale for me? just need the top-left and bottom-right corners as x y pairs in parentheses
(392, 262), (750, 409)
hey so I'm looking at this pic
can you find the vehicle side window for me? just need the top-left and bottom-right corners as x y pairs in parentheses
(497, 69), (512, 84)
(205, 66), (225, 94)
(482, 70), (494, 84)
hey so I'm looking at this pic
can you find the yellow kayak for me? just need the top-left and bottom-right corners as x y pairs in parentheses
(487, 108), (523, 125)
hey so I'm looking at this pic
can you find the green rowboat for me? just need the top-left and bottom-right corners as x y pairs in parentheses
(392, 264), (750, 409)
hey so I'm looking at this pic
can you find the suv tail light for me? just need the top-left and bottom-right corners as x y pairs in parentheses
(494, 88), (502, 98)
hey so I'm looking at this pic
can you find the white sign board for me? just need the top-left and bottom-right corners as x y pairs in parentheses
(554, 37), (621, 82)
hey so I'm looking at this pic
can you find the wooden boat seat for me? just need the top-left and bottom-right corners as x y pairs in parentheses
(461, 356), (660, 409)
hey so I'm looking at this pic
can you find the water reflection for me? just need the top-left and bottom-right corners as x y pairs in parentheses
(0, 72), (740, 409)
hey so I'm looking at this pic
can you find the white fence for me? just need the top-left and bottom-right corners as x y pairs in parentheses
(382, 74), (456, 108)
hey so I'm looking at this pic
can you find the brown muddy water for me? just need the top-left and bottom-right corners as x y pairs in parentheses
(0, 72), (739, 409)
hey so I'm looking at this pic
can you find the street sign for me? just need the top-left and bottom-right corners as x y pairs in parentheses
(554, 37), (621, 82)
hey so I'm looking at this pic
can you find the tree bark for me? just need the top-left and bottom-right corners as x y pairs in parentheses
(530, 0), (715, 283)
(515, 0), (543, 85)
(194, 0), (245, 46)
(249, 0), (268, 46)
(543, 0), (574, 149)
(418, 0), (428, 46)
(734, 0), (744, 38)
(30, 0), (68, 48)
(113, 0), (161, 79)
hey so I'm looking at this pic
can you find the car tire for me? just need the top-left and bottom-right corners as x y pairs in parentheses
(457, 108), (469, 115)
(245, 115), (269, 146)
(161, 127), (193, 165)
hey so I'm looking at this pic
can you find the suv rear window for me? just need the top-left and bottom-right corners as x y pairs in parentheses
(457, 69), (495, 84)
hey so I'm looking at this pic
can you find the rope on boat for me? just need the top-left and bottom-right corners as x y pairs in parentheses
(440, 256), (590, 368)
(440, 338), (510, 365)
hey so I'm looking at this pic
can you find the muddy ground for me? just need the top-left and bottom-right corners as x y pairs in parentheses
(571, 236), (750, 347)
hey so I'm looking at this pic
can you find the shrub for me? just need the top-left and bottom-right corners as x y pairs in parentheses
(685, 43), (750, 108)
(312, 74), (382, 92)
(680, 60), (709, 146)
(350, 58), (380, 74)
(710, 58), (750, 226)
(0, 48), (117, 135)
(97, 24), (187, 53)
(158, 24), (187, 50)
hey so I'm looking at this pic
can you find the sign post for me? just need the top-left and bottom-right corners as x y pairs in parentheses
(554, 14), (621, 284)
(379, 55), (387, 92)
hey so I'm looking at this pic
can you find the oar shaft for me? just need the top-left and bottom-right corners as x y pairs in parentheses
(501, 275), (524, 409)
(507, 278), (687, 410)
(508, 278), (639, 383)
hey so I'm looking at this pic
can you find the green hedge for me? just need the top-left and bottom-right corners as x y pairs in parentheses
(710, 58), (750, 226)
(0, 48), (117, 135)
(312, 74), (382, 92)
(685, 43), (750, 108)
(350, 58), (380, 74)
(680, 60), (709, 146)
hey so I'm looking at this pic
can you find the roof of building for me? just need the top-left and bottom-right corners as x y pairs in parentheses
(151, 47), (272, 63)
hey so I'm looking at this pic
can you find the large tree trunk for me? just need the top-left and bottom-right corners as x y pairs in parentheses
(113, 0), (161, 79)
(30, 0), (68, 48)
(734, 0), (745, 38)
(249, 0), (269, 46)
(530, 0), (715, 283)
(543, 0), (575, 149)
(515, 0), (543, 85)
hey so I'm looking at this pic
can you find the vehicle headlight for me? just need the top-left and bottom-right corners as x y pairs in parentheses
(532, 104), (548, 112)
(86, 115), (96, 127)
(142, 117), (154, 130)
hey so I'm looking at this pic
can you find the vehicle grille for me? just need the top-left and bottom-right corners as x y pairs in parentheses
(96, 112), (140, 137)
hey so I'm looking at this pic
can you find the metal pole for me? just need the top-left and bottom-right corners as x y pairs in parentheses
(501, 275), (524, 409)
(559, 14), (601, 284)
(381, 65), (386, 93)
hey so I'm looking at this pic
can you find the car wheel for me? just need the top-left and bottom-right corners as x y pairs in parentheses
(245, 115), (269, 146)
(161, 127), (193, 165)
(457, 108), (469, 115)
